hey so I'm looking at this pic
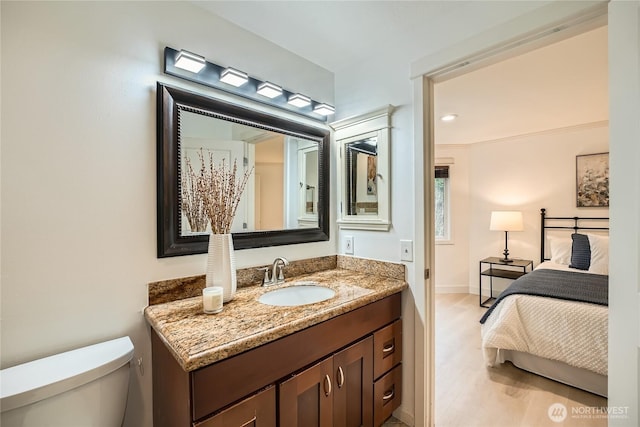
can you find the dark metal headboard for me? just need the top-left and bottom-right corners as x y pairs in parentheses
(540, 208), (609, 263)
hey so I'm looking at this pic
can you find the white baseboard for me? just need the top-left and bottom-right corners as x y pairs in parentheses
(470, 285), (508, 296)
(435, 284), (468, 294)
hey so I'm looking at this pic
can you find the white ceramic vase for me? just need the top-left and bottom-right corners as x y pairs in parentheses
(205, 233), (237, 303)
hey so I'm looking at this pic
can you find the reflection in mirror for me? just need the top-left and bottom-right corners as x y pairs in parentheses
(345, 137), (378, 216)
(179, 110), (319, 236)
(298, 143), (318, 226)
(157, 83), (330, 257)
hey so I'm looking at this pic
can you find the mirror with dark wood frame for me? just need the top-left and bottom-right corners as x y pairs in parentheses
(157, 83), (330, 257)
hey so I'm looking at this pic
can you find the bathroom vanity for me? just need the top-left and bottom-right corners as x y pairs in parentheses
(145, 256), (407, 427)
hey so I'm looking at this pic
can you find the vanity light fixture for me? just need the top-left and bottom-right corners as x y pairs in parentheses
(164, 47), (332, 121)
(440, 114), (458, 122)
(256, 81), (283, 99)
(313, 103), (335, 116)
(219, 67), (249, 87)
(174, 50), (206, 73)
(288, 93), (311, 108)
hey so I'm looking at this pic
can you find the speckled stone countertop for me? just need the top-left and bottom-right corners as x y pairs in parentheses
(144, 256), (407, 372)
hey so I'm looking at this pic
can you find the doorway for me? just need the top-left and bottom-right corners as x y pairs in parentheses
(410, 3), (618, 426)
(432, 25), (608, 424)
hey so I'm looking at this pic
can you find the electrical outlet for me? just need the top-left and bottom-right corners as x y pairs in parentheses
(344, 236), (354, 255)
(400, 240), (413, 261)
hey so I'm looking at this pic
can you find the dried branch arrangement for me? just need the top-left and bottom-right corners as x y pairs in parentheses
(181, 155), (209, 233)
(181, 149), (253, 234)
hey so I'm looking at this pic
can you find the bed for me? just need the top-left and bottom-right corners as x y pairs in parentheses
(480, 208), (609, 397)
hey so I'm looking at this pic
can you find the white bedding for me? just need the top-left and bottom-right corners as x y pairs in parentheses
(481, 262), (608, 376)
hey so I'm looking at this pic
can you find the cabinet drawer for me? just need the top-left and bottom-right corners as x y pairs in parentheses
(373, 364), (402, 427)
(373, 319), (402, 380)
(194, 386), (276, 427)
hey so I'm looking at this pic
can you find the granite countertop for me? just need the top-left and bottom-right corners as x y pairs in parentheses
(145, 258), (407, 372)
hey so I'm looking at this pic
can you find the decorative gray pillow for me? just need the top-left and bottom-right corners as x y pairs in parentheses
(570, 233), (591, 270)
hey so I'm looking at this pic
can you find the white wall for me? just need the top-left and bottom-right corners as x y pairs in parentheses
(0, 3), (333, 426)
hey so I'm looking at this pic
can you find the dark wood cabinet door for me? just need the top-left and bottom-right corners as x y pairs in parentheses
(279, 357), (334, 427)
(333, 336), (374, 427)
(194, 387), (276, 427)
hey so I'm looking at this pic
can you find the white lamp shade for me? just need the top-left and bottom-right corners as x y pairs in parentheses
(490, 211), (524, 232)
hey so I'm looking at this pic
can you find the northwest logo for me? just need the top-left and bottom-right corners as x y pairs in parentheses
(548, 403), (568, 423)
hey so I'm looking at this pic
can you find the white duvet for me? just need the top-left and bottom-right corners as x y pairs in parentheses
(480, 262), (608, 376)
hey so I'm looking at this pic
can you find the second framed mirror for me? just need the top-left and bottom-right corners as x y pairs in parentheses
(332, 105), (393, 231)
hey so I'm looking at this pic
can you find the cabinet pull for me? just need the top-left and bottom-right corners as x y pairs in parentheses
(323, 374), (332, 397)
(336, 366), (345, 388)
(240, 416), (257, 427)
(382, 389), (395, 401)
(382, 343), (395, 354)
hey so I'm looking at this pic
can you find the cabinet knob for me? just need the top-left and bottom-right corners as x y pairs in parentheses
(323, 374), (332, 397)
(336, 366), (345, 388)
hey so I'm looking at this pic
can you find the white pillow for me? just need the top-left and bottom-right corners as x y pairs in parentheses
(548, 236), (572, 265)
(587, 234), (609, 275)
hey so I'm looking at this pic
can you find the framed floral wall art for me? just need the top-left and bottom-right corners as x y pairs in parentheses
(576, 152), (609, 207)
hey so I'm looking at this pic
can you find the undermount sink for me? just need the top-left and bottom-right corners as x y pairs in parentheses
(258, 282), (336, 307)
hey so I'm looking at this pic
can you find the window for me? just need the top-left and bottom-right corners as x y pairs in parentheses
(435, 165), (450, 241)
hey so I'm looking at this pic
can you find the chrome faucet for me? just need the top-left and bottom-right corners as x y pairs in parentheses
(259, 257), (290, 286)
(271, 257), (289, 284)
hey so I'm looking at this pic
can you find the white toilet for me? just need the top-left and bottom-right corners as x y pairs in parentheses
(0, 336), (134, 427)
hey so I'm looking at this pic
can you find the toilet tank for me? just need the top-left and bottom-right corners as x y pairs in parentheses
(0, 336), (134, 427)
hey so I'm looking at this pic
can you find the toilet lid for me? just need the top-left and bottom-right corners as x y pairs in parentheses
(0, 336), (134, 412)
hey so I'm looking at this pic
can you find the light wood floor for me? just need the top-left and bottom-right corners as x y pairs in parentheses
(435, 293), (607, 427)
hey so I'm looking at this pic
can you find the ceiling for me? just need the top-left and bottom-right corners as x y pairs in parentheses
(193, 2), (608, 145)
(434, 25), (608, 145)
(194, 1), (479, 72)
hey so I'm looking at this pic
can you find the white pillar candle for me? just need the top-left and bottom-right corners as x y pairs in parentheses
(202, 287), (223, 314)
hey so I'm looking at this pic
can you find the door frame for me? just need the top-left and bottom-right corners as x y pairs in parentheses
(410, 2), (610, 425)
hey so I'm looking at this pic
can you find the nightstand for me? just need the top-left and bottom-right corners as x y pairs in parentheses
(479, 257), (533, 307)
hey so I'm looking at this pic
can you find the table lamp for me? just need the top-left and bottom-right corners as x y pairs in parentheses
(490, 211), (524, 263)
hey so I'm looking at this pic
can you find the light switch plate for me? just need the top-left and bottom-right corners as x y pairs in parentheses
(344, 235), (354, 255)
(400, 240), (413, 261)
